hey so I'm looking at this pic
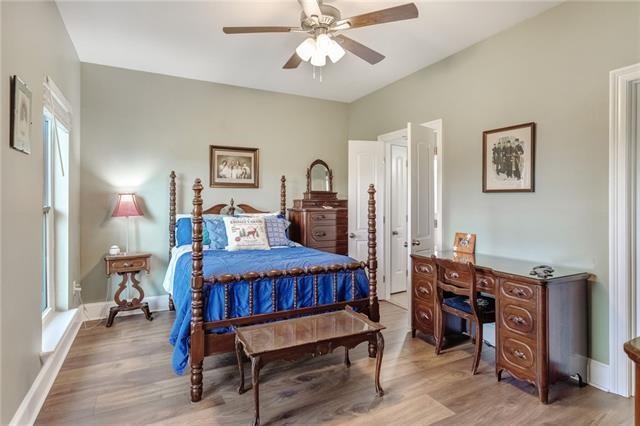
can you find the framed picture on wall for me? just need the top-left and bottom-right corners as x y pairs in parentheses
(482, 122), (535, 192)
(9, 75), (32, 155)
(209, 145), (259, 188)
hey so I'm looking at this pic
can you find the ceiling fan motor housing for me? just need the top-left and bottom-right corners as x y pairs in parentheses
(300, 4), (341, 32)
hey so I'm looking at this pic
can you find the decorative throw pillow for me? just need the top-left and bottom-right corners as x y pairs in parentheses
(176, 217), (211, 247)
(204, 216), (228, 250)
(263, 216), (295, 247)
(223, 217), (270, 251)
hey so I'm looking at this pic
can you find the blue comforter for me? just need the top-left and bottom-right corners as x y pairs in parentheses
(169, 247), (369, 374)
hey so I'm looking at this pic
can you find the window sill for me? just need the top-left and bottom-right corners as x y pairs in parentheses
(41, 309), (78, 358)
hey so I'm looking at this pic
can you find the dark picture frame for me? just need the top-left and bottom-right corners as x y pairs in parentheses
(10, 75), (32, 155)
(209, 145), (259, 188)
(482, 122), (535, 193)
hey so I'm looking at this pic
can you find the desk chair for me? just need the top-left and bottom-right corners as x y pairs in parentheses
(433, 256), (496, 374)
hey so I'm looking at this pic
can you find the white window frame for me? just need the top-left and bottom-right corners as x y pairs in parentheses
(42, 109), (56, 322)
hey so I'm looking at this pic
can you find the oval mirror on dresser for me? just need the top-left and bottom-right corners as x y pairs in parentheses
(288, 159), (348, 254)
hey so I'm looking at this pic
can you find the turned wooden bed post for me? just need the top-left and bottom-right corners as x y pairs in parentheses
(168, 171), (177, 311)
(368, 184), (379, 358)
(190, 179), (205, 402)
(280, 175), (286, 217)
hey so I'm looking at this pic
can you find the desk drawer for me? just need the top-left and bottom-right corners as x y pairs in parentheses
(500, 280), (538, 306)
(498, 331), (537, 379)
(108, 258), (148, 273)
(500, 303), (536, 338)
(413, 300), (435, 334)
(413, 277), (434, 302)
(413, 258), (435, 277)
(476, 273), (496, 292)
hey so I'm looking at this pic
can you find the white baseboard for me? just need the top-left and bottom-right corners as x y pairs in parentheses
(81, 294), (170, 321)
(9, 309), (81, 426)
(588, 358), (610, 392)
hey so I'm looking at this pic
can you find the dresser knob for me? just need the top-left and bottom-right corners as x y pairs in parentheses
(418, 286), (430, 295)
(512, 288), (527, 297)
(420, 311), (431, 321)
(348, 233), (356, 239)
(449, 272), (460, 279)
(313, 231), (327, 238)
(123, 262), (131, 267)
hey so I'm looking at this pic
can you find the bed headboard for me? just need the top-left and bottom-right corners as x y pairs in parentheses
(169, 172), (287, 254)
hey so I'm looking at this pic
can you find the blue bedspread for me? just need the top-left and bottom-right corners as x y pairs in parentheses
(169, 247), (369, 374)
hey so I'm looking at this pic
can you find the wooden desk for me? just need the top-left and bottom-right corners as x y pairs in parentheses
(624, 337), (640, 425)
(411, 250), (589, 403)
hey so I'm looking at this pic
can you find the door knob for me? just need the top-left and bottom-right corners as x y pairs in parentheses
(403, 242), (408, 248)
(412, 240), (421, 246)
(392, 231), (399, 235)
(348, 233), (356, 239)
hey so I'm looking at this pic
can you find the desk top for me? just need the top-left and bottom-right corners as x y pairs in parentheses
(412, 249), (589, 282)
(236, 309), (384, 356)
(624, 337), (640, 363)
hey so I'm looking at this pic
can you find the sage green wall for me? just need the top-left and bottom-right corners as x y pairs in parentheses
(0, 1), (81, 423)
(80, 63), (349, 304)
(347, 1), (640, 364)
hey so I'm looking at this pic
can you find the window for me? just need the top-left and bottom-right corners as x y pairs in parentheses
(41, 76), (71, 320)
(42, 113), (53, 314)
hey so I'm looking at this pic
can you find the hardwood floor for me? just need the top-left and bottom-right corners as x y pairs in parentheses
(36, 302), (632, 425)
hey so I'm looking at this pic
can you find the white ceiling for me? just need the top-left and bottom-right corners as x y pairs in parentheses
(56, 1), (559, 102)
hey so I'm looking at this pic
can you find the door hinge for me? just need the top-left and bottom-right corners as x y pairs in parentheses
(434, 219), (438, 228)
(383, 216), (386, 224)
(383, 275), (386, 283)
(434, 146), (438, 155)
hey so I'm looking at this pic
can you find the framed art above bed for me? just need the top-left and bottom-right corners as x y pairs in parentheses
(209, 145), (259, 188)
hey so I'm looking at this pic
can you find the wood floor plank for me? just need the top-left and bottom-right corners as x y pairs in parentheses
(35, 302), (633, 425)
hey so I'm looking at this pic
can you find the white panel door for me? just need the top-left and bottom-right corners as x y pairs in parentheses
(348, 140), (384, 268)
(390, 144), (408, 293)
(407, 123), (436, 254)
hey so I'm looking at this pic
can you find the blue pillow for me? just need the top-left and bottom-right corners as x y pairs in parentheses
(264, 216), (295, 247)
(204, 217), (228, 250)
(175, 218), (211, 247)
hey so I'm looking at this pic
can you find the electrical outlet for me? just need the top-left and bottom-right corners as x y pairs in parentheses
(73, 281), (82, 293)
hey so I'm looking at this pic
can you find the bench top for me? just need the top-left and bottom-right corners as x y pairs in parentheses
(235, 309), (384, 356)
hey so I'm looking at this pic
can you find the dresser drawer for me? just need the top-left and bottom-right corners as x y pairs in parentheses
(413, 300), (435, 334)
(442, 267), (472, 288)
(308, 225), (347, 243)
(413, 258), (435, 277)
(500, 303), (537, 338)
(308, 211), (346, 226)
(500, 280), (538, 306)
(413, 277), (434, 302)
(498, 331), (537, 379)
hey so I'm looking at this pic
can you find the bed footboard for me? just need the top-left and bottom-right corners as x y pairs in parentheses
(186, 177), (377, 403)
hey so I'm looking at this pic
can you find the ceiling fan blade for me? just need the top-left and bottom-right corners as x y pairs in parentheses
(223, 26), (296, 34)
(297, 0), (322, 18)
(334, 35), (385, 65)
(335, 3), (419, 30)
(283, 52), (303, 69)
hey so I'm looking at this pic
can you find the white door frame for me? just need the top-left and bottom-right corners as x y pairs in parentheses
(422, 119), (444, 250)
(609, 63), (640, 397)
(379, 128), (407, 301)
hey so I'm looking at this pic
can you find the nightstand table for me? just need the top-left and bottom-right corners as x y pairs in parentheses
(104, 252), (152, 327)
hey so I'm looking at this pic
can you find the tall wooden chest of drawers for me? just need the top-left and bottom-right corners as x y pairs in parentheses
(288, 197), (348, 255)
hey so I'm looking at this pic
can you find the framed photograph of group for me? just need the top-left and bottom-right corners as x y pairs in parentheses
(209, 145), (259, 188)
(482, 122), (535, 193)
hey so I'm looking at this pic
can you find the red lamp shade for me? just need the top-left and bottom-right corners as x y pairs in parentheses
(112, 193), (144, 218)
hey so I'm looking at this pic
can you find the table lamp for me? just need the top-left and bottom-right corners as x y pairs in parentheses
(112, 193), (144, 254)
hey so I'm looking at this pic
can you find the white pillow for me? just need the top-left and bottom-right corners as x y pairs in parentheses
(223, 216), (270, 251)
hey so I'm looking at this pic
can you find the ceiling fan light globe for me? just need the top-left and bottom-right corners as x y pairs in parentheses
(327, 40), (345, 63)
(316, 33), (332, 56)
(296, 37), (316, 62)
(310, 51), (326, 67)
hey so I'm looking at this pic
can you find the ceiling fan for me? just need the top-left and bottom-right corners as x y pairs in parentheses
(222, 1), (419, 70)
